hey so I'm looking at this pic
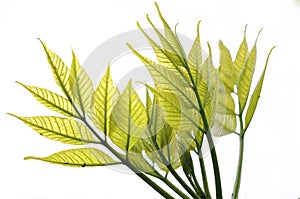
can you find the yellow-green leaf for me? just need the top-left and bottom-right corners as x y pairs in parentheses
(237, 44), (257, 112)
(9, 114), (98, 145)
(129, 46), (198, 110)
(154, 2), (187, 65)
(69, 50), (94, 115)
(244, 47), (275, 133)
(147, 86), (201, 133)
(109, 81), (148, 152)
(90, 66), (117, 135)
(25, 148), (119, 167)
(188, 21), (202, 85)
(219, 40), (234, 92)
(17, 82), (76, 117)
(39, 39), (72, 98)
(233, 33), (248, 84)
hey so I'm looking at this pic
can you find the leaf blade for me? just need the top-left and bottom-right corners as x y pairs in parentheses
(25, 148), (119, 167)
(9, 114), (98, 145)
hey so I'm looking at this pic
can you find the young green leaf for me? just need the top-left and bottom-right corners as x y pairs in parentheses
(219, 40), (234, 92)
(69, 50), (94, 115)
(188, 21), (203, 86)
(129, 45), (198, 111)
(109, 81), (148, 152)
(39, 39), (72, 99)
(244, 47), (275, 133)
(16, 82), (76, 117)
(90, 66), (117, 135)
(146, 86), (201, 133)
(154, 2), (187, 65)
(25, 148), (119, 167)
(237, 44), (257, 113)
(9, 114), (98, 145)
(233, 31), (249, 84)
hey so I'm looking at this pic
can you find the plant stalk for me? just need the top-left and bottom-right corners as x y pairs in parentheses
(198, 150), (212, 199)
(232, 135), (244, 199)
(81, 118), (175, 199)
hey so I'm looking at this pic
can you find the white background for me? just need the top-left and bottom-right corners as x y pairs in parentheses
(1, 0), (300, 198)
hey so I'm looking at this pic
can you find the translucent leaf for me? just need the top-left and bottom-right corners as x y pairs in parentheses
(197, 55), (218, 126)
(109, 81), (148, 152)
(233, 33), (248, 84)
(237, 44), (257, 112)
(17, 82), (76, 117)
(69, 50), (94, 115)
(188, 21), (203, 85)
(25, 148), (119, 167)
(154, 2), (187, 64)
(147, 86), (201, 133)
(90, 66), (117, 135)
(127, 152), (160, 177)
(129, 46), (198, 110)
(244, 47), (275, 133)
(9, 114), (98, 145)
(136, 22), (181, 70)
(39, 39), (72, 98)
(218, 40), (234, 92)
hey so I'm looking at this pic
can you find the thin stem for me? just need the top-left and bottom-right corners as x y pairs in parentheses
(160, 176), (191, 199)
(232, 136), (244, 199)
(198, 150), (212, 199)
(191, 172), (206, 198)
(81, 118), (175, 199)
(206, 130), (222, 199)
(184, 63), (223, 199)
(147, 124), (199, 199)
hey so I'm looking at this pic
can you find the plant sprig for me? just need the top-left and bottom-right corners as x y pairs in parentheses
(10, 2), (274, 199)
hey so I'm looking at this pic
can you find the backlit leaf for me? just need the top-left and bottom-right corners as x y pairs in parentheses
(9, 114), (98, 145)
(219, 40), (234, 92)
(25, 148), (119, 167)
(17, 82), (76, 117)
(244, 47), (275, 133)
(237, 44), (257, 112)
(69, 50), (94, 115)
(39, 39), (72, 99)
(90, 66), (117, 135)
(109, 81), (148, 152)
(233, 31), (248, 84)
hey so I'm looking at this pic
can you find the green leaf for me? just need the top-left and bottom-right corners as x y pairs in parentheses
(237, 43), (257, 112)
(154, 2), (187, 65)
(25, 148), (119, 167)
(244, 47), (275, 133)
(180, 150), (194, 178)
(188, 21), (203, 85)
(218, 40), (234, 92)
(17, 82), (76, 117)
(109, 81), (148, 152)
(69, 50), (94, 115)
(9, 114), (98, 145)
(90, 66), (117, 135)
(233, 30), (248, 84)
(39, 39), (72, 99)
(147, 86), (201, 133)
(129, 45), (198, 110)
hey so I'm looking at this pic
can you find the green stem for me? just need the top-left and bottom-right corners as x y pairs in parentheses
(81, 119), (175, 199)
(191, 172), (206, 198)
(232, 135), (244, 199)
(161, 176), (191, 199)
(184, 57), (223, 199)
(198, 150), (212, 199)
(206, 130), (223, 199)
